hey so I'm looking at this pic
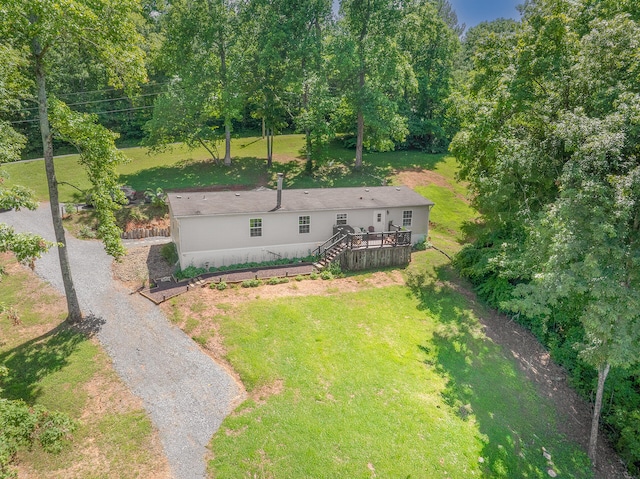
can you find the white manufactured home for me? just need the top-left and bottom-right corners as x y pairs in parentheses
(167, 181), (434, 270)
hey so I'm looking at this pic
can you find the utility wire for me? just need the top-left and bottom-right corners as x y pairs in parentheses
(13, 91), (161, 113)
(9, 105), (155, 124)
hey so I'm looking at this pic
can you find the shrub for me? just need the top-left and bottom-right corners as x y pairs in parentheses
(212, 281), (227, 291)
(127, 206), (149, 223)
(327, 262), (343, 278)
(267, 277), (289, 285)
(177, 265), (206, 280)
(144, 187), (167, 208)
(241, 279), (261, 288)
(309, 272), (319, 280)
(78, 225), (97, 239)
(295, 275), (305, 282)
(161, 242), (178, 264)
(320, 270), (333, 280)
(412, 237), (427, 251)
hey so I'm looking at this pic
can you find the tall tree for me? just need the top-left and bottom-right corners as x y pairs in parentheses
(1, 0), (146, 322)
(452, 0), (640, 467)
(335, 0), (411, 169)
(284, 0), (335, 167)
(399, 0), (459, 152)
(148, 0), (243, 166)
(241, 0), (297, 167)
(0, 44), (52, 266)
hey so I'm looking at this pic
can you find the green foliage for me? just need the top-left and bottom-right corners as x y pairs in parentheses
(412, 237), (427, 251)
(319, 270), (333, 280)
(144, 188), (166, 208)
(0, 364), (77, 478)
(77, 225), (97, 240)
(0, 172), (51, 266)
(212, 281), (227, 291)
(241, 279), (261, 288)
(49, 100), (127, 259)
(266, 277), (289, 285)
(160, 242), (178, 265)
(177, 256), (315, 280)
(176, 266), (206, 280)
(451, 0), (640, 468)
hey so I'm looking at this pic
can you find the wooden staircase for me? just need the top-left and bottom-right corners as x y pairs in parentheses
(313, 242), (347, 270)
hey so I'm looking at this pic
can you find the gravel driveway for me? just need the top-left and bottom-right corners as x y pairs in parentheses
(1, 205), (245, 479)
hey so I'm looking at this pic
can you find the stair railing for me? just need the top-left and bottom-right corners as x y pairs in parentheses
(313, 232), (348, 263)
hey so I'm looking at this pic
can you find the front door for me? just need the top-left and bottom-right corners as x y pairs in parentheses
(372, 210), (386, 231)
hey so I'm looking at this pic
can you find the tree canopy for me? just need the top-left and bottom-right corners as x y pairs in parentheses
(452, 0), (640, 467)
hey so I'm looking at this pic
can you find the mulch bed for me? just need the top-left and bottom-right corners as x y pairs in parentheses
(140, 263), (316, 304)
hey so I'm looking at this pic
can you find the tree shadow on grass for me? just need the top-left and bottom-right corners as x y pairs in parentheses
(119, 157), (269, 192)
(407, 266), (593, 478)
(0, 315), (105, 404)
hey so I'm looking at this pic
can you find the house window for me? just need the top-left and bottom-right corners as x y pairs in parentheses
(402, 210), (413, 227)
(376, 213), (382, 223)
(299, 215), (310, 234)
(336, 213), (348, 225)
(250, 218), (262, 237)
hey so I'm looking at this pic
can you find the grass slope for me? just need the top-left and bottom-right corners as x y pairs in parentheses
(208, 280), (590, 478)
(0, 255), (168, 477)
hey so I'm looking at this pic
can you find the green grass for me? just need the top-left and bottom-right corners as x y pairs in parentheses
(208, 285), (591, 478)
(1, 134), (452, 202)
(0, 255), (164, 477)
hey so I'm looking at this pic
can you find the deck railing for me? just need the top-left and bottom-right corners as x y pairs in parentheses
(346, 230), (411, 249)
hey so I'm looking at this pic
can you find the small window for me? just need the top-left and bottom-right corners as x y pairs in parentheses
(336, 213), (347, 225)
(402, 210), (413, 227)
(250, 218), (262, 237)
(299, 215), (310, 234)
(376, 213), (382, 223)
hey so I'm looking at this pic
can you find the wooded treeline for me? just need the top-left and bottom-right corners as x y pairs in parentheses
(5, 0), (462, 164)
(1, 0), (639, 475)
(452, 0), (640, 472)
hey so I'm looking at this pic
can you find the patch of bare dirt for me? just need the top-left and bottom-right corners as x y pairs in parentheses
(112, 245), (175, 288)
(123, 214), (170, 234)
(396, 168), (470, 204)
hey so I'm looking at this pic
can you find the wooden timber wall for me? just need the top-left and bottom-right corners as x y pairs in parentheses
(340, 245), (411, 271)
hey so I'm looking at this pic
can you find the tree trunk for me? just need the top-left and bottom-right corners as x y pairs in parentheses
(219, 38), (231, 167)
(197, 137), (218, 162)
(355, 67), (365, 170)
(588, 362), (611, 466)
(355, 110), (364, 170)
(266, 127), (273, 168)
(34, 47), (82, 323)
(224, 123), (231, 166)
(262, 117), (265, 139)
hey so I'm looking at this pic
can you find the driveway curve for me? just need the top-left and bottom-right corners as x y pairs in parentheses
(1, 205), (245, 479)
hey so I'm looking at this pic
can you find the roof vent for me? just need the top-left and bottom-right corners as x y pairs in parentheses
(235, 193), (240, 197)
(365, 188), (370, 192)
(304, 191), (309, 194)
(176, 195), (182, 199)
(395, 187), (400, 191)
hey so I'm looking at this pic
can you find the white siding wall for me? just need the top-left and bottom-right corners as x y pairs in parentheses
(174, 204), (431, 269)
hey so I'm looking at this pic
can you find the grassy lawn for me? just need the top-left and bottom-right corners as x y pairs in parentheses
(0, 255), (169, 477)
(1, 134), (451, 202)
(2, 137), (595, 477)
(205, 276), (591, 478)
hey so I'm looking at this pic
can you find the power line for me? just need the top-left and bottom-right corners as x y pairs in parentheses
(9, 105), (156, 124)
(13, 91), (162, 113)
(56, 81), (170, 98)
